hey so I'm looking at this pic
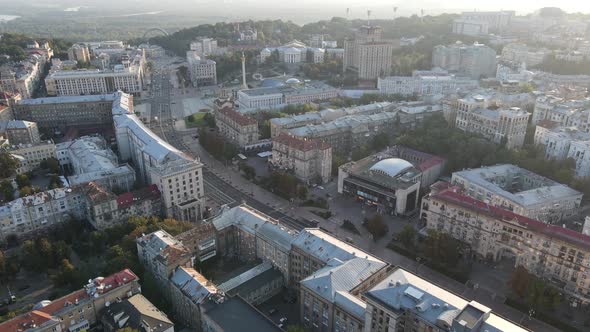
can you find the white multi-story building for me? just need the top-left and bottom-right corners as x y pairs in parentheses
(112, 92), (204, 221)
(501, 43), (551, 67)
(259, 40), (339, 65)
(136, 230), (193, 283)
(534, 122), (590, 177)
(452, 19), (489, 36)
(531, 95), (590, 130)
(432, 42), (497, 79)
(343, 25), (397, 80)
(422, 183), (590, 304)
(67, 43), (91, 63)
(8, 140), (56, 174)
(377, 73), (478, 96)
(455, 106), (530, 149)
(458, 10), (515, 31)
(189, 38), (218, 56)
(186, 51), (217, 87)
(270, 133), (332, 184)
(237, 79), (337, 109)
(45, 53), (145, 96)
(0, 54), (45, 99)
(451, 164), (583, 223)
(55, 135), (136, 191)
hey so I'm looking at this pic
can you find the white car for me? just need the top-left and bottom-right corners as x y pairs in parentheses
(279, 318), (288, 323)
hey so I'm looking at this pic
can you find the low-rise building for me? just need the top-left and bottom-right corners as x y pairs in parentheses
(137, 230), (193, 284)
(217, 261), (284, 305)
(101, 294), (174, 332)
(270, 133), (332, 184)
(0, 269), (141, 332)
(56, 135), (135, 191)
(451, 164), (583, 223)
(237, 79), (338, 109)
(338, 154), (422, 215)
(270, 102), (394, 138)
(377, 74), (479, 96)
(214, 104), (258, 147)
(8, 140), (56, 174)
(422, 183), (590, 304)
(455, 106), (530, 149)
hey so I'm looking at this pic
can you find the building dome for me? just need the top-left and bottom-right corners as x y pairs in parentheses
(285, 78), (301, 85)
(369, 158), (413, 178)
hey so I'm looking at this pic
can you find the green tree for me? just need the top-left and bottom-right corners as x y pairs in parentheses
(19, 186), (33, 197)
(0, 180), (14, 201)
(398, 224), (417, 249)
(510, 265), (532, 298)
(15, 174), (30, 189)
(365, 214), (388, 240)
(0, 151), (18, 178)
(52, 259), (76, 287)
(370, 133), (390, 151)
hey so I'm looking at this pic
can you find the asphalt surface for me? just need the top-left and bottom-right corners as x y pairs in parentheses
(149, 67), (315, 231)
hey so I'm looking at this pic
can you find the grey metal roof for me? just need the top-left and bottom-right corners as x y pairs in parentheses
(17, 94), (116, 105)
(301, 257), (386, 302)
(170, 267), (217, 305)
(203, 296), (282, 332)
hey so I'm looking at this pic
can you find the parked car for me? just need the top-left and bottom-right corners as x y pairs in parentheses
(268, 308), (278, 315)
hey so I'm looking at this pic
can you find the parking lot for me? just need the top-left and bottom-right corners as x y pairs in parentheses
(256, 289), (300, 329)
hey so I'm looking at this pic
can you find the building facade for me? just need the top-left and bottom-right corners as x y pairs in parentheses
(432, 42), (497, 79)
(377, 74), (479, 96)
(343, 25), (397, 80)
(422, 183), (590, 304)
(186, 51), (217, 87)
(270, 133), (332, 184)
(214, 105), (258, 147)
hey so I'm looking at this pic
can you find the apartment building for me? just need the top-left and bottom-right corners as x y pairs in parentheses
(68, 43), (91, 63)
(186, 51), (217, 87)
(0, 269), (141, 332)
(458, 10), (515, 31)
(288, 111), (399, 155)
(432, 42), (497, 79)
(113, 92), (204, 221)
(237, 79), (338, 109)
(270, 102), (394, 138)
(364, 267), (527, 332)
(343, 25), (398, 80)
(45, 52), (145, 96)
(452, 19), (489, 36)
(451, 164), (583, 223)
(101, 294), (174, 332)
(190, 38), (218, 56)
(534, 122), (590, 177)
(0, 54), (45, 99)
(137, 230), (193, 284)
(8, 140), (56, 174)
(1, 120), (41, 145)
(259, 40), (340, 64)
(176, 222), (217, 262)
(377, 74), (478, 96)
(214, 105), (258, 147)
(422, 183), (590, 304)
(531, 95), (590, 130)
(55, 135), (136, 191)
(270, 133), (332, 184)
(455, 105), (530, 149)
(501, 43), (550, 67)
(13, 93), (118, 131)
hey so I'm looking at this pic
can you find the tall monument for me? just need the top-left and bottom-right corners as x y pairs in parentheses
(241, 52), (248, 89)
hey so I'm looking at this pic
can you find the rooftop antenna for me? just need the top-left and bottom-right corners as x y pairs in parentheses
(367, 10), (372, 26)
(393, 6), (398, 22)
(241, 52), (248, 89)
(346, 8), (350, 19)
(421, 9), (424, 23)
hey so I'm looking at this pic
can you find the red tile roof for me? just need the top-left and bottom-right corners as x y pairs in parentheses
(273, 133), (331, 152)
(117, 184), (160, 209)
(36, 289), (89, 316)
(0, 310), (55, 331)
(432, 188), (590, 251)
(217, 105), (257, 126)
(94, 268), (139, 295)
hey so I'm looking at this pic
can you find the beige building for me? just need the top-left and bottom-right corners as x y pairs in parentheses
(186, 51), (217, 87)
(137, 230), (193, 284)
(8, 140), (56, 174)
(422, 183), (590, 304)
(270, 133), (332, 184)
(451, 164), (583, 223)
(68, 43), (91, 63)
(0, 269), (141, 332)
(343, 25), (397, 80)
(455, 106), (530, 149)
(214, 105), (258, 147)
(2, 120), (40, 145)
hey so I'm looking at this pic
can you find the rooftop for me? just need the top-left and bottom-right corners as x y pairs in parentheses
(170, 267), (217, 305)
(292, 228), (382, 264)
(366, 267), (529, 332)
(217, 105), (257, 126)
(117, 184), (161, 209)
(101, 294), (173, 332)
(273, 133), (331, 152)
(340, 152), (422, 190)
(202, 296), (282, 332)
(16, 93), (116, 105)
(452, 164), (583, 206)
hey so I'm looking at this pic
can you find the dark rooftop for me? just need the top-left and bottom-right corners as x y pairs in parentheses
(202, 296), (282, 332)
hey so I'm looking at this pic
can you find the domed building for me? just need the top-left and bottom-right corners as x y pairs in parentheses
(337, 147), (446, 215)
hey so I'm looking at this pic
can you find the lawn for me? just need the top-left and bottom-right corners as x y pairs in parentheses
(185, 112), (208, 128)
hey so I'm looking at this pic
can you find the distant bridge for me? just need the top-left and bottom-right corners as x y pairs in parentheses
(143, 27), (169, 40)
